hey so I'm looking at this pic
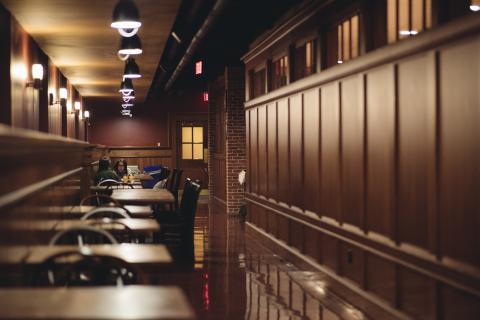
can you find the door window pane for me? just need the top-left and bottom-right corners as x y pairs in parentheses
(193, 127), (203, 143)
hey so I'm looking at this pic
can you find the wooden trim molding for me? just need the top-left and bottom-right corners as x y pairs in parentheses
(245, 194), (480, 298)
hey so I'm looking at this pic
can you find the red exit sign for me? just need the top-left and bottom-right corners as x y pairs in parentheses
(195, 61), (202, 75)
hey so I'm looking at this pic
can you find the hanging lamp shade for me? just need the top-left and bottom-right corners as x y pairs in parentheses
(119, 78), (134, 94)
(111, 0), (142, 37)
(119, 35), (143, 55)
(123, 58), (141, 79)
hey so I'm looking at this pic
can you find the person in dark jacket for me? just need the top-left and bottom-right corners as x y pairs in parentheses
(94, 157), (120, 185)
(113, 159), (128, 177)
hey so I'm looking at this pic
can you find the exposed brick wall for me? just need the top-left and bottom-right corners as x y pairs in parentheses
(208, 66), (246, 215)
(224, 66), (246, 215)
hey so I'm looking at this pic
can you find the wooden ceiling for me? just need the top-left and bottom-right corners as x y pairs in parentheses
(0, 0), (181, 101)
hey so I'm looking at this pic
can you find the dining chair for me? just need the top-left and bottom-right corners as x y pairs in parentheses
(49, 225), (118, 246)
(157, 179), (201, 253)
(31, 249), (139, 287)
(80, 207), (131, 220)
(80, 194), (120, 207)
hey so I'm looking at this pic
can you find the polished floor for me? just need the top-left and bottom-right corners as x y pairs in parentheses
(159, 201), (400, 320)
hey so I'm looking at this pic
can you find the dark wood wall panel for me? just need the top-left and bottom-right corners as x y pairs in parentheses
(303, 89), (320, 214)
(267, 103), (277, 199)
(277, 99), (290, 205)
(397, 52), (436, 250)
(320, 83), (341, 220)
(245, 20), (480, 318)
(340, 75), (364, 229)
(289, 94), (303, 209)
(257, 105), (268, 196)
(439, 37), (480, 267)
(249, 109), (258, 194)
(366, 66), (395, 237)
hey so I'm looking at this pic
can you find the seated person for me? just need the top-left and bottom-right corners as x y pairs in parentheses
(113, 159), (128, 177)
(94, 157), (121, 185)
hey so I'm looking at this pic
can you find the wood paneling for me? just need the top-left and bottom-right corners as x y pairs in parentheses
(303, 89), (320, 214)
(289, 94), (303, 209)
(244, 16), (480, 319)
(257, 106), (267, 196)
(397, 52), (436, 249)
(249, 109), (258, 194)
(267, 103), (277, 199)
(366, 65), (395, 237)
(340, 75), (364, 229)
(320, 83), (341, 220)
(439, 38), (480, 267)
(277, 99), (290, 205)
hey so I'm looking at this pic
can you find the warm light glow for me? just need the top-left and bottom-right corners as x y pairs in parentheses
(66, 101), (73, 113)
(118, 48), (142, 55)
(195, 61), (202, 75)
(120, 88), (134, 95)
(123, 74), (141, 79)
(84, 110), (90, 118)
(121, 103), (134, 108)
(203, 92), (208, 102)
(117, 27), (140, 37)
(399, 30), (418, 36)
(111, 21), (142, 29)
(59, 88), (68, 99)
(122, 95), (135, 103)
(337, 60), (344, 64)
(12, 63), (28, 81)
(32, 64), (44, 80)
(470, 5), (480, 11)
(74, 101), (81, 111)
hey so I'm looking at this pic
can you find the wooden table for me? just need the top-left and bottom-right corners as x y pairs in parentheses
(112, 189), (174, 205)
(0, 244), (172, 267)
(0, 285), (194, 319)
(19, 205), (154, 218)
(135, 173), (154, 181)
(0, 219), (159, 234)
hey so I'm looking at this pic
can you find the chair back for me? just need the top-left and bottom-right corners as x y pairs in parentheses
(32, 250), (139, 287)
(80, 194), (119, 207)
(178, 178), (202, 238)
(80, 207), (131, 220)
(165, 169), (177, 191)
(49, 225), (118, 246)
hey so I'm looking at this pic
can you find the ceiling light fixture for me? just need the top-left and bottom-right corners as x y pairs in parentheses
(119, 34), (143, 55)
(111, 0), (142, 37)
(123, 58), (141, 79)
(119, 78), (134, 95)
(122, 95), (135, 103)
(471, 0), (480, 11)
(122, 103), (134, 109)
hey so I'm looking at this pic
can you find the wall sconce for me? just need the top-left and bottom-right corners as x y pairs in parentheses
(26, 64), (44, 90)
(49, 87), (68, 105)
(84, 110), (90, 119)
(74, 101), (81, 112)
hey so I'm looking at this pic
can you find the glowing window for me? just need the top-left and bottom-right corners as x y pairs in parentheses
(388, 0), (432, 44)
(182, 126), (204, 160)
(337, 15), (360, 64)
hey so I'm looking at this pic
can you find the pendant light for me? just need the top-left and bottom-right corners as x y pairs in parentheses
(118, 34), (142, 55)
(471, 0), (480, 11)
(111, 0), (142, 37)
(123, 58), (141, 79)
(119, 78), (134, 95)
(122, 95), (135, 103)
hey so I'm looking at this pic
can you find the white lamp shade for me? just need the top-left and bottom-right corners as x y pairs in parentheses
(74, 101), (81, 111)
(59, 88), (68, 99)
(32, 64), (44, 80)
(84, 110), (90, 118)
(66, 101), (72, 113)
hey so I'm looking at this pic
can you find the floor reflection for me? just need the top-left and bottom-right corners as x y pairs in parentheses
(165, 202), (388, 320)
